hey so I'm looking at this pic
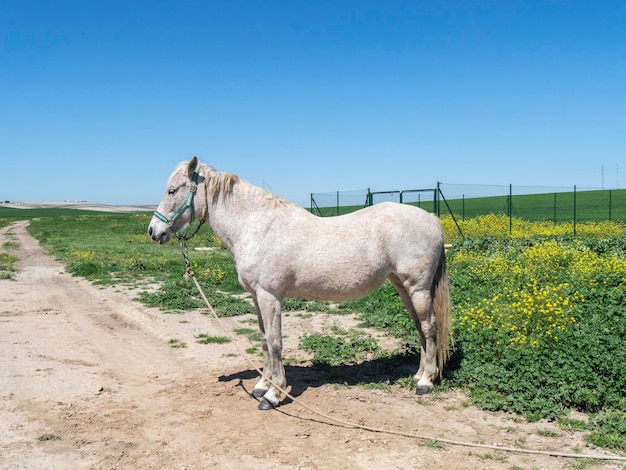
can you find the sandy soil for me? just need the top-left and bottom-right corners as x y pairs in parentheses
(1, 220), (624, 469)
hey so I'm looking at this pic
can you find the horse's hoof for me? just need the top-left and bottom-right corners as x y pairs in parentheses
(252, 388), (266, 398)
(257, 398), (276, 411)
(416, 384), (433, 396)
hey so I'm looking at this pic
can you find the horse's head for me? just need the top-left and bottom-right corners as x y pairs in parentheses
(148, 156), (205, 244)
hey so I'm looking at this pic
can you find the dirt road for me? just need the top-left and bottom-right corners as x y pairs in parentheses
(0, 221), (621, 469)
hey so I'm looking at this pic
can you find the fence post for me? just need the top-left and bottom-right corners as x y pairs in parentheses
(436, 183), (441, 216)
(462, 194), (465, 221)
(336, 191), (339, 216)
(509, 184), (513, 235)
(573, 185), (577, 236)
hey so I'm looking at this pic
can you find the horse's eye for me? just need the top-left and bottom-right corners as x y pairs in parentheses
(168, 188), (177, 195)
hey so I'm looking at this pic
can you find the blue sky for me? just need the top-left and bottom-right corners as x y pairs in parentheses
(1, 1), (625, 206)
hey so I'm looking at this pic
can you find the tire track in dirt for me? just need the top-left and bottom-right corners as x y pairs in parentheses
(0, 221), (231, 468)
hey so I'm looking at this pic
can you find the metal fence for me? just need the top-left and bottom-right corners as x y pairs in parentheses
(310, 189), (370, 217)
(310, 184), (626, 235)
(310, 187), (438, 217)
(438, 183), (626, 223)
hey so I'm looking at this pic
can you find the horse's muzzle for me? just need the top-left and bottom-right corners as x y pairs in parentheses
(148, 224), (171, 244)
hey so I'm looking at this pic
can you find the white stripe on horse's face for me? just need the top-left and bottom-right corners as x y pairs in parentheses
(148, 161), (193, 244)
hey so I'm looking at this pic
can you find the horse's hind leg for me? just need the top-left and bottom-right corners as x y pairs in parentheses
(409, 289), (438, 394)
(251, 289), (286, 410)
(389, 275), (437, 395)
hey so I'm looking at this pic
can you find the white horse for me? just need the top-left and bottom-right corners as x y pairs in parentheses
(149, 157), (451, 410)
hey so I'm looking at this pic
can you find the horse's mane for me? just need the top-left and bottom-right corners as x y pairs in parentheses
(201, 164), (289, 209)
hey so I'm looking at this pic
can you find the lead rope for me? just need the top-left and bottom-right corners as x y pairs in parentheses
(180, 240), (625, 462)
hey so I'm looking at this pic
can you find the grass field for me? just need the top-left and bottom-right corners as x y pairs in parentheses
(444, 188), (626, 222)
(0, 207), (111, 228)
(3, 207), (626, 452)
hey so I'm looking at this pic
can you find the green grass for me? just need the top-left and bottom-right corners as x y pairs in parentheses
(195, 333), (231, 344)
(0, 252), (18, 279)
(536, 429), (560, 438)
(557, 417), (589, 432)
(422, 439), (446, 450)
(468, 451), (508, 462)
(234, 327), (262, 343)
(0, 206), (109, 220)
(299, 332), (381, 368)
(587, 409), (626, 451)
(168, 338), (187, 348)
(283, 297), (335, 313)
(443, 188), (626, 222)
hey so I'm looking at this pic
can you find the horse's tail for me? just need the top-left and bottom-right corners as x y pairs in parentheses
(432, 248), (452, 377)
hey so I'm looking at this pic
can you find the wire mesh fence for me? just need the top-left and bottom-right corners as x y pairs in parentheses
(310, 189), (369, 217)
(440, 183), (626, 223)
(310, 188), (438, 217)
(310, 184), (626, 236)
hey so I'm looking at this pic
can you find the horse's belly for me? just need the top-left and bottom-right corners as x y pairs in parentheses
(287, 270), (388, 302)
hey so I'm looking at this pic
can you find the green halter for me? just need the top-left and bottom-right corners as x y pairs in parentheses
(153, 165), (205, 241)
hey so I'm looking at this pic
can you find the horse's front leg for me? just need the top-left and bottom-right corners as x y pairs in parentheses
(251, 289), (286, 410)
(251, 299), (271, 400)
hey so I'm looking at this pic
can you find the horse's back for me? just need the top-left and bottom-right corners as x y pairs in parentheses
(278, 201), (444, 265)
(252, 202), (445, 300)
(350, 201), (441, 231)
(352, 202), (445, 275)
(317, 202), (444, 253)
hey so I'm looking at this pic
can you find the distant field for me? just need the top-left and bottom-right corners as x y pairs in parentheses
(0, 207), (109, 218)
(0, 205), (154, 230)
(443, 188), (626, 222)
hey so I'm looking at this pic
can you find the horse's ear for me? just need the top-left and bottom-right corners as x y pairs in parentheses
(188, 156), (198, 176)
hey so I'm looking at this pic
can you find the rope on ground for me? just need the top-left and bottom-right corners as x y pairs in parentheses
(189, 275), (626, 463)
